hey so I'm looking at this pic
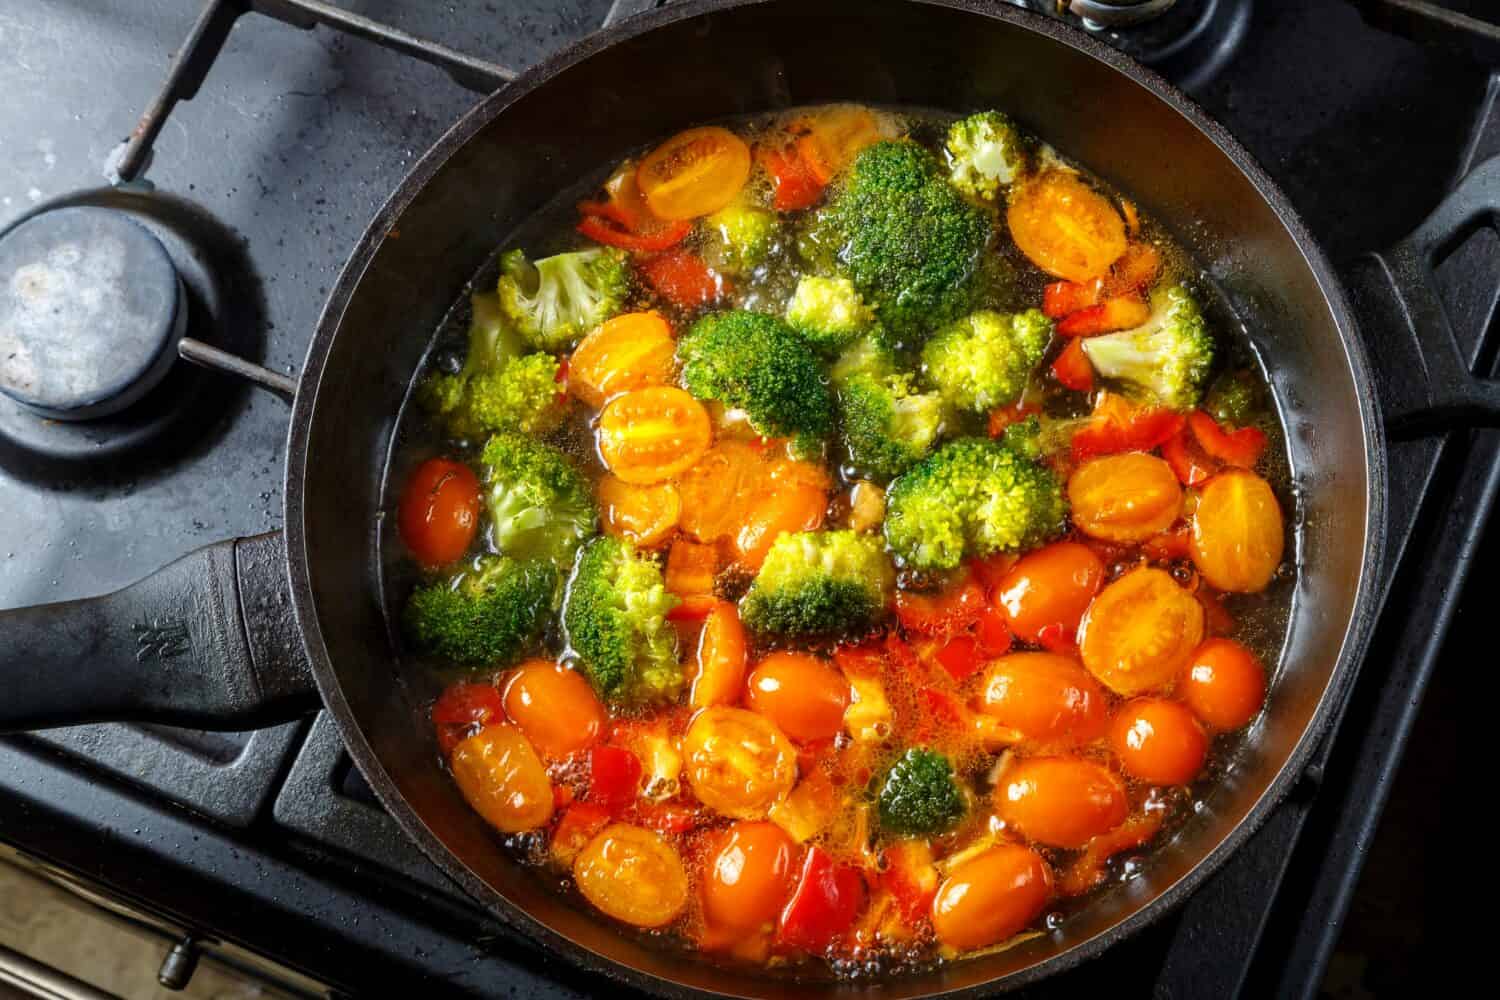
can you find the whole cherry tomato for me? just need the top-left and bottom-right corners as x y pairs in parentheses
(398, 458), (480, 566)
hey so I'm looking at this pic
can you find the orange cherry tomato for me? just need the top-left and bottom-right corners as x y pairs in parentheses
(995, 541), (1105, 644)
(598, 386), (712, 485)
(1108, 697), (1208, 785)
(397, 458), (480, 566)
(502, 660), (606, 759)
(745, 652), (849, 743)
(1007, 170), (1128, 283)
(930, 843), (1052, 951)
(677, 440), (769, 543)
(574, 823), (690, 928)
(693, 602), (748, 708)
(568, 312), (677, 408)
(682, 707), (797, 820)
(1182, 638), (1267, 730)
(598, 475), (681, 547)
(980, 652), (1109, 745)
(702, 821), (796, 933)
(1068, 453), (1183, 544)
(449, 724), (554, 834)
(1079, 566), (1205, 696)
(1190, 470), (1285, 593)
(996, 756), (1128, 848)
(636, 126), (752, 221)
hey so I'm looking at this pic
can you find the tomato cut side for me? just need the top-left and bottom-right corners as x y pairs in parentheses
(637, 126), (752, 220)
(1079, 566), (1205, 696)
(1007, 170), (1129, 282)
(598, 386), (713, 485)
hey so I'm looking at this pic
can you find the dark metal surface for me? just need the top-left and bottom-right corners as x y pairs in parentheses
(0, 206), (183, 419)
(285, 1), (1379, 996)
(0, 0), (1489, 997)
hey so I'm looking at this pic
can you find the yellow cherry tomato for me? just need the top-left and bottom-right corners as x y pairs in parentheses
(1190, 470), (1285, 592)
(1007, 170), (1128, 282)
(1068, 453), (1183, 544)
(682, 707), (797, 820)
(598, 386), (712, 485)
(573, 823), (690, 928)
(449, 724), (554, 834)
(637, 127), (752, 221)
(1079, 566), (1205, 696)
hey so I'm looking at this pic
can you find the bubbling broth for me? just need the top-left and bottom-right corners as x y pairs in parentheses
(381, 104), (1293, 978)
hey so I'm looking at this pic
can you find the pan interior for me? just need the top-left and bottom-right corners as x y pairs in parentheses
(291, 2), (1375, 996)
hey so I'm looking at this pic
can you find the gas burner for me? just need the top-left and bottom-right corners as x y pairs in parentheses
(1012, 0), (1253, 91)
(0, 188), (263, 478)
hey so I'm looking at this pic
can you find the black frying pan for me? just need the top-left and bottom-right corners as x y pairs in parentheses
(3, 1), (1498, 996)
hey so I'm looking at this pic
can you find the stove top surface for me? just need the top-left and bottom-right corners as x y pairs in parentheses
(0, 1), (1492, 997)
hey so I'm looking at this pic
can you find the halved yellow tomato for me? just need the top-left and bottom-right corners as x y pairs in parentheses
(682, 707), (797, 820)
(637, 127), (752, 221)
(1078, 566), (1204, 696)
(568, 311), (676, 408)
(1190, 470), (1284, 592)
(1007, 170), (1128, 283)
(598, 475), (681, 547)
(1068, 452), (1183, 543)
(597, 386), (712, 485)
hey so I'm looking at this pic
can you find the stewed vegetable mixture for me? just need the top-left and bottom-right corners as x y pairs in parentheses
(392, 105), (1287, 975)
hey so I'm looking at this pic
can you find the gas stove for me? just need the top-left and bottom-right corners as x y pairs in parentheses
(0, 1), (1493, 997)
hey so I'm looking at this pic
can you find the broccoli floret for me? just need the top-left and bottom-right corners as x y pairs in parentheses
(945, 111), (1036, 202)
(702, 201), (778, 275)
(403, 555), (557, 666)
(922, 308), (1051, 413)
(416, 293), (567, 439)
(784, 275), (876, 354)
(498, 247), (629, 351)
(480, 434), (597, 570)
(830, 329), (898, 386)
(740, 530), (894, 637)
(998, 414), (1044, 462)
(1080, 285), (1214, 411)
(1205, 369), (1263, 428)
(801, 141), (991, 345)
(563, 537), (682, 703)
(884, 437), (1065, 571)
(838, 373), (948, 480)
(878, 748), (966, 835)
(678, 310), (834, 447)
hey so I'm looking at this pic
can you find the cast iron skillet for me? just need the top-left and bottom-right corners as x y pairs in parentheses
(3, 1), (1499, 995)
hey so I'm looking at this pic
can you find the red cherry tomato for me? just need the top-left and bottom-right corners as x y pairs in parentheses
(895, 568), (986, 636)
(398, 458), (480, 566)
(588, 745), (642, 811)
(431, 682), (505, 756)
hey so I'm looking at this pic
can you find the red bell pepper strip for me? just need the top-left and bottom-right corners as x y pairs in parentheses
(587, 745), (642, 811)
(1056, 293), (1150, 337)
(431, 683), (504, 756)
(758, 143), (825, 212)
(1071, 394), (1185, 460)
(975, 605), (1014, 656)
(576, 212), (691, 253)
(1187, 410), (1268, 468)
(880, 842), (939, 925)
(1052, 338), (1095, 392)
(777, 847), (867, 952)
(664, 593), (719, 623)
(1160, 427), (1214, 486)
(638, 250), (726, 309)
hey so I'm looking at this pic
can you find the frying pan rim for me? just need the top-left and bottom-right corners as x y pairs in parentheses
(283, 0), (1388, 995)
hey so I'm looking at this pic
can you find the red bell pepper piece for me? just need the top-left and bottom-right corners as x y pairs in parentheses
(1071, 394), (1185, 460)
(587, 745), (642, 811)
(575, 165), (692, 252)
(975, 605), (1014, 656)
(1043, 279), (1103, 318)
(833, 639), (886, 678)
(1052, 338), (1095, 392)
(1160, 427), (1214, 486)
(638, 250), (726, 309)
(638, 802), (702, 835)
(576, 212), (691, 252)
(894, 568), (986, 636)
(1187, 410), (1268, 468)
(758, 142), (825, 212)
(880, 841), (939, 925)
(986, 400), (1040, 438)
(777, 847), (867, 952)
(664, 593), (719, 623)
(1056, 294), (1151, 337)
(431, 683), (504, 756)
(933, 633), (984, 682)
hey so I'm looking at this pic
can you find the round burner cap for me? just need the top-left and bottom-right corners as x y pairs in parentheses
(0, 205), (184, 421)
